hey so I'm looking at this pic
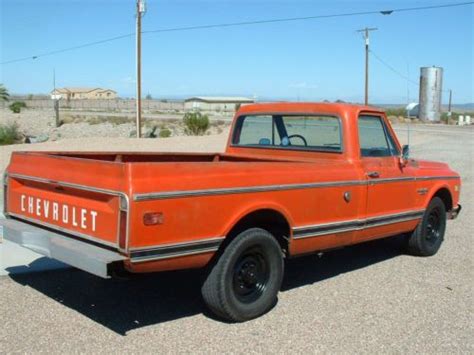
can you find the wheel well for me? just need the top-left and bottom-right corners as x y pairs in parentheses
(433, 188), (453, 211)
(223, 209), (291, 256)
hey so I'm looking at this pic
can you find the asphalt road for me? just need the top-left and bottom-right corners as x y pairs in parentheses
(0, 125), (472, 353)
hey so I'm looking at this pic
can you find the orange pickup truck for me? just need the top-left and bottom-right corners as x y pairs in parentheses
(1, 103), (461, 321)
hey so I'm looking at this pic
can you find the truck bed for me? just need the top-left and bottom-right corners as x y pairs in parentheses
(4, 150), (359, 257)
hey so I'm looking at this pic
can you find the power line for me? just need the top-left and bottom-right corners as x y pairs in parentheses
(143, 1), (473, 34)
(1, 33), (134, 64)
(369, 49), (418, 86)
(1, 1), (473, 65)
(369, 48), (450, 94)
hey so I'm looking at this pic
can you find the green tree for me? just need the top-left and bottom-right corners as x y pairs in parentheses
(0, 84), (9, 102)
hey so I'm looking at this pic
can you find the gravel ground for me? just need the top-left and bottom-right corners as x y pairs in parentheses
(0, 124), (472, 353)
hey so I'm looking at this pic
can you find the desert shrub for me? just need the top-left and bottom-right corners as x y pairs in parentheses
(183, 111), (209, 135)
(159, 128), (172, 138)
(0, 122), (20, 145)
(385, 108), (406, 117)
(9, 101), (27, 113)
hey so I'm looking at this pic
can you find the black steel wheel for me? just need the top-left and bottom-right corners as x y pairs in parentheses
(425, 207), (442, 246)
(406, 197), (446, 256)
(232, 247), (270, 304)
(201, 228), (284, 322)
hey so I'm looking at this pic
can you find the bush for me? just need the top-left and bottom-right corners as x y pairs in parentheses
(159, 128), (172, 138)
(9, 101), (27, 113)
(384, 108), (406, 117)
(0, 122), (21, 145)
(183, 111), (210, 135)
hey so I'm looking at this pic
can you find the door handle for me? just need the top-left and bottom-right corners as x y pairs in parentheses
(367, 171), (380, 178)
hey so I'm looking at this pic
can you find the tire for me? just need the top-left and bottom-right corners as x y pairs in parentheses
(406, 197), (446, 256)
(201, 228), (284, 322)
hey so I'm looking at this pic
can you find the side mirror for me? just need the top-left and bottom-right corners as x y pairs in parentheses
(402, 145), (410, 159)
(399, 145), (410, 168)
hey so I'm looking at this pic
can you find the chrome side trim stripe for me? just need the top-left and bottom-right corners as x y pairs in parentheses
(134, 180), (364, 201)
(416, 176), (460, 181)
(130, 236), (225, 263)
(369, 177), (415, 184)
(292, 209), (425, 239)
(8, 173), (128, 198)
(133, 176), (459, 201)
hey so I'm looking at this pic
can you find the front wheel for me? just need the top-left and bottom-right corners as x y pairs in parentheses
(201, 228), (284, 322)
(406, 197), (446, 256)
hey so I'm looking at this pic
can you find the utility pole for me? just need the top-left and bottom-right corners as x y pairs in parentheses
(53, 68), (60, 127)
(136, 0), (146, 138)
(357, 27), (377, 105)
(447, 89), (452, 122)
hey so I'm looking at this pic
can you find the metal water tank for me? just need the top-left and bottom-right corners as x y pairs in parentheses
(419, 66), (443, 121)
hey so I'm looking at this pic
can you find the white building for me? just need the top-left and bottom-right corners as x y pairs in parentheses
(184, 96), (255, 112)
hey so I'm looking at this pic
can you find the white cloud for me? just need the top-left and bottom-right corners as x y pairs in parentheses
(289, 82), (318, 89)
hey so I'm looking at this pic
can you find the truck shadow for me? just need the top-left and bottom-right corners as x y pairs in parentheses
(8, 235), (406, 335)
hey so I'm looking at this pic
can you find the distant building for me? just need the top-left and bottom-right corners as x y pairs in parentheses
(184, 96), (255, 112)
(51, 87), (117, 100)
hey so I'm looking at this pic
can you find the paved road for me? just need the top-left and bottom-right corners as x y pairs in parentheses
(0, 125), (472, 352)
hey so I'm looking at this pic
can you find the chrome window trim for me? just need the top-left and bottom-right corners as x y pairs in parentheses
(231, 112), (344, 153)
(133, 176), (459, 201)
(7, 173), (130, 252)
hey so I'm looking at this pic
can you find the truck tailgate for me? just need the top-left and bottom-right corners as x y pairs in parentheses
(5, 152), (129, 250)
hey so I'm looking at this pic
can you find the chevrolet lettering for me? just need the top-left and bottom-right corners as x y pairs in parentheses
(20, 195), (98, 231)
(1, 103), (461, 322)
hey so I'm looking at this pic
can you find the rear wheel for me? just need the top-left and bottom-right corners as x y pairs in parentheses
(201, 228), (284, 322)
(406, 197), (446, 256)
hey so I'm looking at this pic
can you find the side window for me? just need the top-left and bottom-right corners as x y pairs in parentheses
(358, 115), (394, 157)
(385, 123), (400, 156)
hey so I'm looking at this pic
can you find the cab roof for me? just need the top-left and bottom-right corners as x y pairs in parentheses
(238, 102), (384, 118)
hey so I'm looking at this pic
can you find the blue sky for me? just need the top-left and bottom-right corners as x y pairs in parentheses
(1, 0), (473, 103)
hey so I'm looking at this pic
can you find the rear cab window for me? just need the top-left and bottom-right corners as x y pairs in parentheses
(233, 115), (343, 152)
(358, 115), (399, 158)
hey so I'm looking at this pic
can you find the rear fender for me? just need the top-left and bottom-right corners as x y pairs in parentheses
(221, 200), (294, 239)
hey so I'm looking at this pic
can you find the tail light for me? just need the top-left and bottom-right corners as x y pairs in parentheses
(143, 212), (164, 226)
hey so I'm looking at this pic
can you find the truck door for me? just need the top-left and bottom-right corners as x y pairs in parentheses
(356, 114), (419, 242)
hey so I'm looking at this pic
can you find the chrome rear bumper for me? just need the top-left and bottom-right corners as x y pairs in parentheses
(0, 218), (126, 278)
